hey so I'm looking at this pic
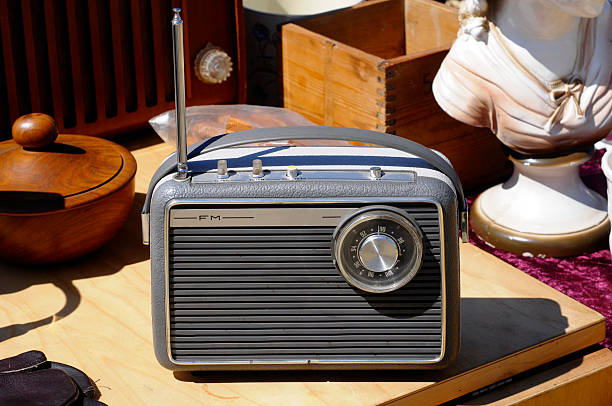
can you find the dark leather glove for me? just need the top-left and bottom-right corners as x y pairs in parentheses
(0, 350), (106, 406)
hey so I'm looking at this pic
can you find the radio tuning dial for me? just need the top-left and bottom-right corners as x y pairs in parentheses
(358, 234), (398, 272)
(333, 206), (423, 293)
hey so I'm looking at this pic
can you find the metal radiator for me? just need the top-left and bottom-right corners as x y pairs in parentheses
(167, 204), (444, 364)
(0, 0), (245, 139)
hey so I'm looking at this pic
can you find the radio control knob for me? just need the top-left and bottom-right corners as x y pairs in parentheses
(217, 160), (229, 179)
(369, 166), (383, 179)
(252, 159), (264, 178)
(286, 165), (300, 179)
(358, 234), (399, 272)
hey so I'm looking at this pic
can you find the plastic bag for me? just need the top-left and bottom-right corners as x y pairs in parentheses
(149, 105), (350, 147)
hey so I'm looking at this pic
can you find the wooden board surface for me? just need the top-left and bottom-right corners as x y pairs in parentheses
(459, 348), (612, 406)
(0, 138), (605, 405)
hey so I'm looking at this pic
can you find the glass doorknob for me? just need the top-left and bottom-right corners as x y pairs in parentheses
(194, 43), (233, 84)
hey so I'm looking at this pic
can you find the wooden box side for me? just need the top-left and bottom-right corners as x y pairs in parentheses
(382, 49), (450, 139)
(282, 23), (383, 130)
(283, 0), (459, 133)
(404, 0), (459, 54)
(297, 0), (406, 60)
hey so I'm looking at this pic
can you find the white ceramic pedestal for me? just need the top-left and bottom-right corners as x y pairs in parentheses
(601, 149), (612, 253)
(471, 152), (610, 257)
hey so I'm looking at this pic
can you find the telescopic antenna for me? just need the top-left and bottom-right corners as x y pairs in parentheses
(172, 8), (188, 180)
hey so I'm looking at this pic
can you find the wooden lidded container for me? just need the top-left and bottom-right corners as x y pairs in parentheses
(0, 114), (136, 264)
(282, 0), (511, 190)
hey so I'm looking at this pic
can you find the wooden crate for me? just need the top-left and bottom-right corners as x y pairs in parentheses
(282, 0), (510, 191)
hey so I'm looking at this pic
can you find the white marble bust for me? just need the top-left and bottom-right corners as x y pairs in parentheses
(433, 0), (612, 155)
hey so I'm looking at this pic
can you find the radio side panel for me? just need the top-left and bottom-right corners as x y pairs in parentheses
(149, 174), (459, 370)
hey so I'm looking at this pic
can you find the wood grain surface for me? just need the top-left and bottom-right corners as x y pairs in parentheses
(0, 114), (137, 263)
(459, 348), (612, 406)
(403, 0), (457, 54)
(1, 113), (136, 209)
(282, 23), (382, 129)
(0, 138), (606, 405)
(0, 135), (125, 206)
(0, 178), (135, 264)
(298, 0), (407, 60)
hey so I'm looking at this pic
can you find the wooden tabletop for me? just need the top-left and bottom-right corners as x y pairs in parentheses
(0, 137), (606, 405)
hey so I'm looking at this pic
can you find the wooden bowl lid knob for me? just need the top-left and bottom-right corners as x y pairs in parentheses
(12, 113), (59, 149)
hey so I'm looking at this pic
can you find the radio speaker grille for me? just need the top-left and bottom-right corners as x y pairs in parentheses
(168, 205), (443, 363)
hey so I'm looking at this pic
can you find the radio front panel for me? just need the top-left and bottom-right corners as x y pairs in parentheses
(164, 201), (446, 366)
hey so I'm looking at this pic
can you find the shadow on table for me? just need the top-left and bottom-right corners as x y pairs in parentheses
(0, 192), (149, 343)
(114, 128), (164, 152)
(173, 297), (570, 384)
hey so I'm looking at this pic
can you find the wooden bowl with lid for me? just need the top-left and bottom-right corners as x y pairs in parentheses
(0, 113), (137, 264)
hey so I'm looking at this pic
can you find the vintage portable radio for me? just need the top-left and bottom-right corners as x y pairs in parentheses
(141, 9), (468, 371)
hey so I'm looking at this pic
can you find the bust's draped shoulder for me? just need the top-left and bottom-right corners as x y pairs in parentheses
(433, 3), (612, 155)
(433, 34), (499, 133)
